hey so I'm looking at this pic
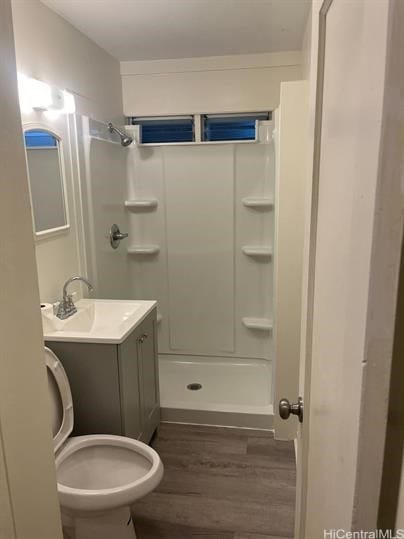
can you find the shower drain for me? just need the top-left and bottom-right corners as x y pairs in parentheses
(187, 383), (202, 391)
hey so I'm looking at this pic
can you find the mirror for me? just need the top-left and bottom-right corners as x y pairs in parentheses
(23, 128), (69, 236)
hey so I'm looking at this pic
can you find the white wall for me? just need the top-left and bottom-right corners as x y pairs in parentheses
(12, 0), (125, 303)
(340, 0), (404, 528)
(121, 52), (302, 116)
(11, 0), (123, 121)
(0, 1), (63, 536)
(300, 3), (312, 82)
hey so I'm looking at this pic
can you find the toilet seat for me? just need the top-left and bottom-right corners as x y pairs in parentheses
(46, 347), (74, 451)
(55, 434), (163, 512)
(45, 347), (163, 514)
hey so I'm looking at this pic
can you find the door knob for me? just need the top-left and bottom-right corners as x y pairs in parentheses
(279, 397), (304, 423)
(109, 224), (129, 249)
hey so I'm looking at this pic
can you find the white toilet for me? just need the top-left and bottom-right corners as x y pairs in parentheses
(46, 346), (164, 539)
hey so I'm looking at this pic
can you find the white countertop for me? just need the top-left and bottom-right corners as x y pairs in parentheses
(43, 298), (157, 344)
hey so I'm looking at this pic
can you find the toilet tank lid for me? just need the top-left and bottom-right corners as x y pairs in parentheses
(45, 347), (73, 452)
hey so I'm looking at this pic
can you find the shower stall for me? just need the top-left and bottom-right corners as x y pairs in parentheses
(79, 117), (276, 429)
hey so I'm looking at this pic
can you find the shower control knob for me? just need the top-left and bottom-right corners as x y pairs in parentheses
(114, 231), (128, 241)
(279, 397), (304, 423)
(109, 224), (129, 249)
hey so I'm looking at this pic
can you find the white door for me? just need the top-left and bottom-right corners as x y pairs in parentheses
(273, 80), (309, 441)
(0, 0), (63, 537)
(294, 0), (404, 537)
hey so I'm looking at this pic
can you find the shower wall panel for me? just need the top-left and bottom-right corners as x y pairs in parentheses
(127, 122), (274, 361)
(164, 145), (235, 354)
(235, 138), (275, 360)
(79, 117), (130, 298)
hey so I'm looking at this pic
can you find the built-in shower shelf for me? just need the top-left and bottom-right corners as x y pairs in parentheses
(127, 245), (160, 255)
(242, 197), (274, 209)
(124, 199), (158, 210)
(242, 317), (273, 332)
(242, 246), (272, 258)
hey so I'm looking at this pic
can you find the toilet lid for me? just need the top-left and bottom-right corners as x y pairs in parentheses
(45, 347), (74, 452)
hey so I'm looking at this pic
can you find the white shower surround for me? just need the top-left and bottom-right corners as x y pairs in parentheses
(126, 122), (275, 428)
(159, 355), (273, 429)
(82, 119), (275, 428)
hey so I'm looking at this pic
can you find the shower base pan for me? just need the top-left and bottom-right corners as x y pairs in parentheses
(159, 355), (273, 430)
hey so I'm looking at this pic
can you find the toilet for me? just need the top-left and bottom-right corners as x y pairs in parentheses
(45, 346), (164, 539)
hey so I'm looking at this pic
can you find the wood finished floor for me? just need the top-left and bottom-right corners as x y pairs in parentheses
(133, 423), (296, 539)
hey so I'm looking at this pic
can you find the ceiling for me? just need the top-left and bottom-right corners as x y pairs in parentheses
(41, 0), (311, 62)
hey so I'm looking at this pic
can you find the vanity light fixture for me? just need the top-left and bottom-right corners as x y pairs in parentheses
(17, 73), (75, 114)
(62, 90), (76, 114)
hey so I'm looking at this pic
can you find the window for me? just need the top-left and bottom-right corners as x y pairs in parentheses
(202, 113), (270, 142)
(128, 116), (194, 144)
(126, 112), (270, 145)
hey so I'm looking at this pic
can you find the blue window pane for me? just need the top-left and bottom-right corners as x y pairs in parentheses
(204, 118), (257, 141)
(203, 114), (270, 142)
(130, 119), (194, 143)
(24, 129), (57, 148)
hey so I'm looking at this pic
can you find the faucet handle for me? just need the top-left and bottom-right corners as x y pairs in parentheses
(56, 300), (66, 319)
(65, 294), (75, 311)
(56, 294), (77, 320)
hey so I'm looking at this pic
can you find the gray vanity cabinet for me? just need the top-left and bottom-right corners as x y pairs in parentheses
(136, 313), (160, 441)
(46, 308), (160, 443)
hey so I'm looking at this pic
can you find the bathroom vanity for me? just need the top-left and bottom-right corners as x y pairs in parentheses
(44, 299), (160, 443)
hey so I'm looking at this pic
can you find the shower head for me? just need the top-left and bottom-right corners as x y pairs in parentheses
(107, 122), (133, 147)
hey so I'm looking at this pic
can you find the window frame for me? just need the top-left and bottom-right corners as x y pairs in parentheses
(126, 112), (271, 146)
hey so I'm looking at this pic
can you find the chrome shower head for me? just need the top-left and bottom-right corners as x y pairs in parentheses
(107, 122), (133, 147)
(120, 135), (133, 147)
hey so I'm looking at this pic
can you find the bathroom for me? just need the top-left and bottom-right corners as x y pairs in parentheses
(2, 0), (404, 538)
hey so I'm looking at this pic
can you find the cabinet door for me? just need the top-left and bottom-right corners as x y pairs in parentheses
(138, 311), (160, 440)
(47, 341), (122, 436)
(118, 330), (142, 439)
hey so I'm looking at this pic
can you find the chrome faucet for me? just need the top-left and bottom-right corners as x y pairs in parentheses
(56, 276), (94, 320)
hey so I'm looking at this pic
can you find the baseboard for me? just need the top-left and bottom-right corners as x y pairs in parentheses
(161, 406), (273, 430)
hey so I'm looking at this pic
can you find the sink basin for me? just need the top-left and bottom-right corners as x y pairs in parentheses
(43, 299), (157, 343)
